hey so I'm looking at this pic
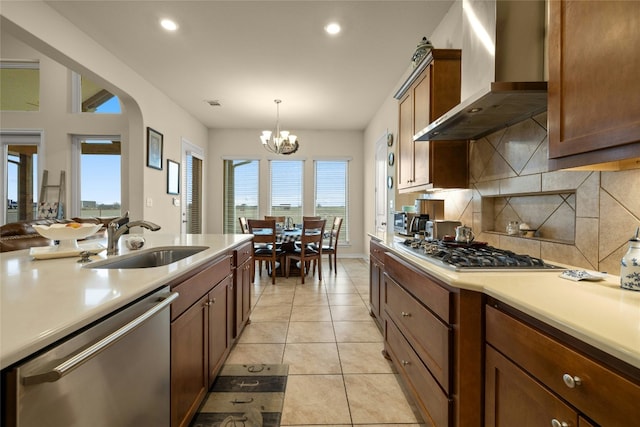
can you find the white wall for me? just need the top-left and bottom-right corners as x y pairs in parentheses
(363, 2), (463, 247)
(1, 1), (208, 233)
(208, 128), (365, 256)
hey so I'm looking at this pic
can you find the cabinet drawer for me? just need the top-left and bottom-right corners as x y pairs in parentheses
(486, 305), (640, 427)
(385, 275), (451, 392)
(370, 240), (385, 262)
(233, 242), (252, 267)
(384, 253), (452, 323)
(386, 318), (451, 427)
(171, 254), (232, 320)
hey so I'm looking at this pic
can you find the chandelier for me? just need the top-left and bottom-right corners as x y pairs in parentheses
(260, 99), (299, 155)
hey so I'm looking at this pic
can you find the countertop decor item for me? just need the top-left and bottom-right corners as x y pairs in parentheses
(32, 223), (102, 250)
(620, 227), (640, 291)
(260, 99), (299, 155)
(125, 235), (146, 250)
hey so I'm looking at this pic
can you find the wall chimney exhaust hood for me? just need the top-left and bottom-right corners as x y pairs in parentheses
(414, 0), (547, 142)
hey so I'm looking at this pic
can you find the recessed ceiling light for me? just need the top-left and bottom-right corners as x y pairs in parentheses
(324, 22), (341, 35)
(160, 18), (178, 32)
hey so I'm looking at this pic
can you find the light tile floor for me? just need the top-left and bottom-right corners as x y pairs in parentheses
(224, 258), (425, 427)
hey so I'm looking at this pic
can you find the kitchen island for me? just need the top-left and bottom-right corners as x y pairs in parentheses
(0, 233), (252, 370)
(370, 233), (640, 427)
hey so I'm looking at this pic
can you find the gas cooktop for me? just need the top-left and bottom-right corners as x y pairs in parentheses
(395, 238), (564, 271)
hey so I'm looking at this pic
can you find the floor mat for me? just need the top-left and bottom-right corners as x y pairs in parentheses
(190, 364), (288, 427)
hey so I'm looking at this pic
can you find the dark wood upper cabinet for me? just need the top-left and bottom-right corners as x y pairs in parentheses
(548, 0), (640, 170)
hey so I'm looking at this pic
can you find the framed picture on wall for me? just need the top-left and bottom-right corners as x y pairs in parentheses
(167, 159), (180, 195)
(146, 127), (163, 170)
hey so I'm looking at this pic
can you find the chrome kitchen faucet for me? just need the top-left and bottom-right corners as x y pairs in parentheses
(107, 212), (161, 255)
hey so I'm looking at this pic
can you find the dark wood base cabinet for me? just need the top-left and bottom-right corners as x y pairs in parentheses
(232, 242), (253, 339)
(382, 252), (483, 427)
(169, 250), (239, 427)
(486, 303), (640, 427)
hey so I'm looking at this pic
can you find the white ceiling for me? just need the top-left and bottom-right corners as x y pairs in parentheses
(45, 0), (453, 131)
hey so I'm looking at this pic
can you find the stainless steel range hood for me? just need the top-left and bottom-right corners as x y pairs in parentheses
(415, 0), (547, 141)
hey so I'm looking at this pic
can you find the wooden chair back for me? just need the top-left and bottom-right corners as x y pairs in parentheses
(286, 219), (325, 283)
(302, 216), (321, 221)
(323, 217), (343, 273)
(238, 217), (250, 234)
(248, 219), (283, 284)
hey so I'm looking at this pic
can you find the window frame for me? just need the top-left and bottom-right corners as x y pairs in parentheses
(223, 158), (260, 234)
(71, 135), (122, 218)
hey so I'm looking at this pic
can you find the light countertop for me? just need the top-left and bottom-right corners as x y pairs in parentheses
(0, 233), (252, 370)
(370, 233), (640, 370)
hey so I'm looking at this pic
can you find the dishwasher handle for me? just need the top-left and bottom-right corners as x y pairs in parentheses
(22, 291), (179, 386)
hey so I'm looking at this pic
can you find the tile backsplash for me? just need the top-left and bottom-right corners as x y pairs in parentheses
(401, 112), (640, 275)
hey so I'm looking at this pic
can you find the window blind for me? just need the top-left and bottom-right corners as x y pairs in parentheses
(270, 160), (303, 222)
(314, 160), (348, 243)
(223, 159), (259, 233)
(186, 154), (202, 234)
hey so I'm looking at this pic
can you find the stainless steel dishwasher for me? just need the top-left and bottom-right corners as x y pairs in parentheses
(4, 286), (178, 427)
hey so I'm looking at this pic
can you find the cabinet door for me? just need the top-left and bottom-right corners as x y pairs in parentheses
(485, 346), (578, 427)
(171, 294), (209, 427)
(548, 0), (640, 169)
(398, 91), (414, 189)
(208, 277), (231, 387)
(369, 257), (382, 322)
(412, 69), (432, 187)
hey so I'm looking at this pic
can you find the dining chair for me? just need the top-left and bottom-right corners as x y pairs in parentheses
(302, 216), (321, 221)
(322, 216), (343, 274)
(286, 219), (325, 284)
(248, 219), (284, 285)
(238, 217), (250, 234)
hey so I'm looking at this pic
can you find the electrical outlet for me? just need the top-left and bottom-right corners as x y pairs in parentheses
(146, 197), (153, 207)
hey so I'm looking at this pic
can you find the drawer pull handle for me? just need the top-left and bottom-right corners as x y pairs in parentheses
(401, 311), (411, 317)
(562, 374), (582, 388)
(401, 360), (410, 366)
(551, 419), (569, 427)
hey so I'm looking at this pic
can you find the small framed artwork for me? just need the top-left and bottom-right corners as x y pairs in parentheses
(146, 127), (163, 170)
(167, 159), (180, 195)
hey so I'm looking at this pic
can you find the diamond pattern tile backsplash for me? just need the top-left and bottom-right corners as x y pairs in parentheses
(405, 112), (640, 275)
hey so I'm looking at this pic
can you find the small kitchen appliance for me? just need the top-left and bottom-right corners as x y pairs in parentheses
(409, 214), (430, 236)
(394, 212), (417, 236)
(424, 220), (462, 241)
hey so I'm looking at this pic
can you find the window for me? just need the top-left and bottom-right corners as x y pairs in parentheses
(270, 160), (303, 222)
(71, 72), (121, 113)
(0, 61), (39, 111)
(315, 160), (348, 242)
(223, 159), (259, 233)
(71, 136), (121, 217)
(2, 132), (40, 224)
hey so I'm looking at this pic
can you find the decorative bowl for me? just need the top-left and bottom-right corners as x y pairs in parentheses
(33, 223), (102, 250)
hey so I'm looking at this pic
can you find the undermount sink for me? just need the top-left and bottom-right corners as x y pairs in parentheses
(85, 246), (209, 269)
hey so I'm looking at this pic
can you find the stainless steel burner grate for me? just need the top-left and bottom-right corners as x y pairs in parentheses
(400, 238), (563, 271)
